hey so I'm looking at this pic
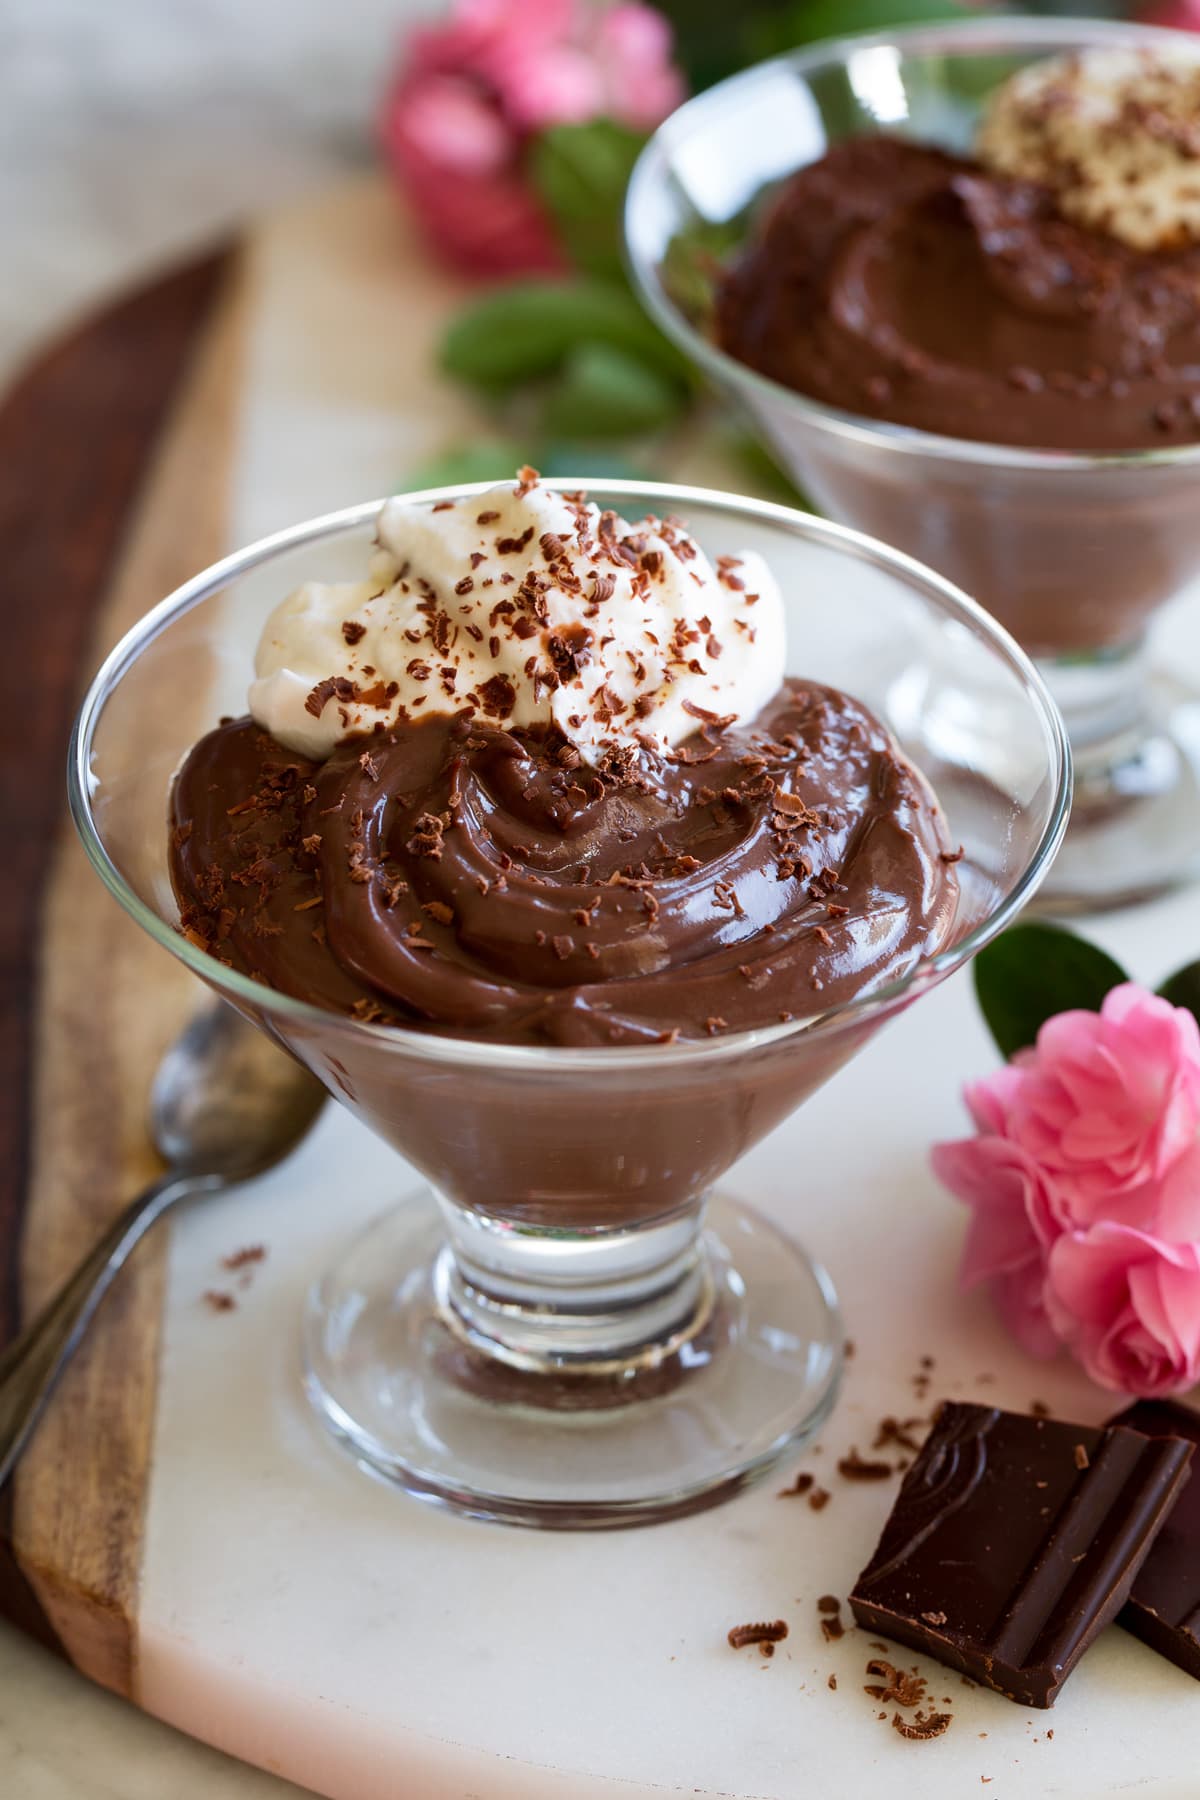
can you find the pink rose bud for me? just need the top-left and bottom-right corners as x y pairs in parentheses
(1046, 1225), (1200, 1396)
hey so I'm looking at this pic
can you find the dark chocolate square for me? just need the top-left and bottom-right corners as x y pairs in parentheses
(1109, 1399), (1200, 1681)
(849, 1400), (1193, 1707)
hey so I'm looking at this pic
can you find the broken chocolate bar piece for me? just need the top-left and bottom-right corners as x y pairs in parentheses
(1110, 1399), (1200, 1681)
(849, 1401), (1192, 1708)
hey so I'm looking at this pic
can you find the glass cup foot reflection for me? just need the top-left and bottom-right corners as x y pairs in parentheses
(303, 1190), (842, 1529)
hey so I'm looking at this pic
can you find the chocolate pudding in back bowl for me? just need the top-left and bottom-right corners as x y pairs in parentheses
(626, 18), (1200, 908)
(71, 476), (1068, 1526)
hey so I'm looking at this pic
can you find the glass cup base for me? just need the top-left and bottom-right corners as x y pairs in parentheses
(1036, 667), (1200, 913)
(302, 1189), (843, 1530)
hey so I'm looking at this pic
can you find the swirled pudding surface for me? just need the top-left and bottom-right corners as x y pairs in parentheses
(168, 477), (957, 1046)
(714, 132), (1200, 452)
(170, 687), (956, 1047)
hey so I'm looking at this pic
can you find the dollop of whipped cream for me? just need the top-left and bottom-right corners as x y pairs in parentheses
(249, 473), (785, 765)
(977, 45), (1200, 252)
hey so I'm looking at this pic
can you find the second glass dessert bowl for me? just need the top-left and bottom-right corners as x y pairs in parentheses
(69, 481), (1068, 1528)
(626, 15), (1200, 911)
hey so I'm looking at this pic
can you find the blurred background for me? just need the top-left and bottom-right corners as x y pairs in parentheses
(0, 0), (406, 378)
(3, 0), (1183, 390)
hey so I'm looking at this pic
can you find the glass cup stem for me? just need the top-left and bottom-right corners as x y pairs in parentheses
(1034, 634), (1200, 909)
(1039, 634), (1187, 810)
(433, 1193), (715, 1375)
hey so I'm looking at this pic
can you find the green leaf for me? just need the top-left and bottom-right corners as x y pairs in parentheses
(533, 441), (647, 480)
(722, 424), (814, 510)
(1158, 961), (1200, 1030)
(401, 438), (531, 491)
(748, 0), (968, 57)
(972, 922), (1128, 1061)
(650, 0), (753, 90)
(659, 211), (753, 330)
(402, 437), (648, 493)
(440, 279), (691, 394)
(1022, 0), (1126, 14)
(530, 121), (647, 284)
(540, 342), (687, 440)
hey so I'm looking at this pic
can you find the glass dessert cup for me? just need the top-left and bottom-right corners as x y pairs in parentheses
(68, 482), (1068, 1529)
(626, 15), (1200, 911)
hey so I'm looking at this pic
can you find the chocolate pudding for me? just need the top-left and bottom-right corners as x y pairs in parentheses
(170, 684), (956, 1048)
(166, 478), (961, 1223)
(715, 136), (1200, 453)
(708, 47), (1200, 657)
(170, 478), (957, 1048)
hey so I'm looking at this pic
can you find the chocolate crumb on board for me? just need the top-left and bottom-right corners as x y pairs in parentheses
(828, 1674), (837, 1690)
(728, 1620), (789, 1653)
(817, 1595), (841, 1614)
(892, 1709), (951, 1740)
(778, 1471), (814, 1498)
(838, 1448), (894, 1481)
(844, 1338), (856, 1359)
(221, 1244), (267, 1271)
(1030, 1400), (1051, 1418)
(821, 1615), (845, 1644)
(808, 1485), (831, 1512)
(203, 1289), (236, 1312)
(874, 1416), (928, 1455)
(864, 1658), (927, 1708)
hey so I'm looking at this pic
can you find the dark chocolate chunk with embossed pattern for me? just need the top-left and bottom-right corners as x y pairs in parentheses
(849, 1401), (1192, 1707)
(1110, 1398), (1200, 1681)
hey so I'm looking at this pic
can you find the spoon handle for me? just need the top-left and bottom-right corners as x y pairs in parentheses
(0, 1170), (223, 1491)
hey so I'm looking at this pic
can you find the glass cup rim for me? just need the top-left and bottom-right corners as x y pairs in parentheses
(624, 12), (1200, 477)
(68, 477), (1071, 1072)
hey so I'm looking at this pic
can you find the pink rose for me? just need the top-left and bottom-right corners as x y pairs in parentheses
(379, 0), (685, 276)
(933, 982), (1200, 1395)
(1007, 984), (1200, 1228)
(931, 1132), (1061, 1358)
(1046, 1225), (1200, 1396)
(380, 73), (565, 277)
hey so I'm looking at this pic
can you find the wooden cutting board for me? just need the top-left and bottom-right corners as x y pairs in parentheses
(0, 240), (241, 1688)
(0, 173), (739, 1700)
(2, 174), (1199, 1799)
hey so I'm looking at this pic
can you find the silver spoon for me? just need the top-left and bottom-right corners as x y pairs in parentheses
(0, 1003), (325, 1489)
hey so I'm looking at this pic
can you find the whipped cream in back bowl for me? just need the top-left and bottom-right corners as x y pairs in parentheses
(250, 470), (784, 766)
(977, 44), (1200, 252)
